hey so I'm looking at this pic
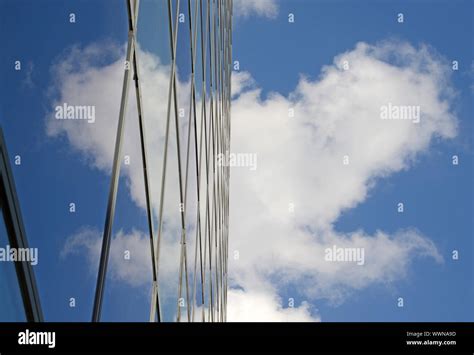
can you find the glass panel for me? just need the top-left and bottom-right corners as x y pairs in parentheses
(0, 205), (26, 321)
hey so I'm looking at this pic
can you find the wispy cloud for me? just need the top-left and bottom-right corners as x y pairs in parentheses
(233, 0), (279, 19)
(21, 61), (35, 89)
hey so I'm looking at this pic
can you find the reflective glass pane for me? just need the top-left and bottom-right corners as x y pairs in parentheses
(0, 206), (26, 321)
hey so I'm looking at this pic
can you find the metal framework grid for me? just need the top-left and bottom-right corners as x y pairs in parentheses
(92, 0), (232, 323)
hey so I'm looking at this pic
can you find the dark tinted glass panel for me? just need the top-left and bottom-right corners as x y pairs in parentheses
(0, 206), (26, 321)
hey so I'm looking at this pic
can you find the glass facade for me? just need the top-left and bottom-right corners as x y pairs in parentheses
(92, 0), (232, 322)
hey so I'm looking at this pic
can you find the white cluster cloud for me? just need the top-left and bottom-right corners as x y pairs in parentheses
(50, 39), (457, 321)
(229, 41), (455, 309)
(233, 0), (279, 19)
(227, 289), (318, 322)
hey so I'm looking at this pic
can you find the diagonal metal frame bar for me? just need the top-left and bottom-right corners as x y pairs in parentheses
(92, 0), (141, 322)
(150, 0), (181, 322)
(190, 0), (205, 323)
(129, 4), (163, 324)
(178, 0), (200, 322)
(196, 0), (211, 322)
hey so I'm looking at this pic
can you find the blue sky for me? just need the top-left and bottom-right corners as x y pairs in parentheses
(0, 0), (472, 322)
(229, 0), (473, 322)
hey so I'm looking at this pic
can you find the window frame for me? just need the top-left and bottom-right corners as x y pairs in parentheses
(0, 127), (43, 322)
